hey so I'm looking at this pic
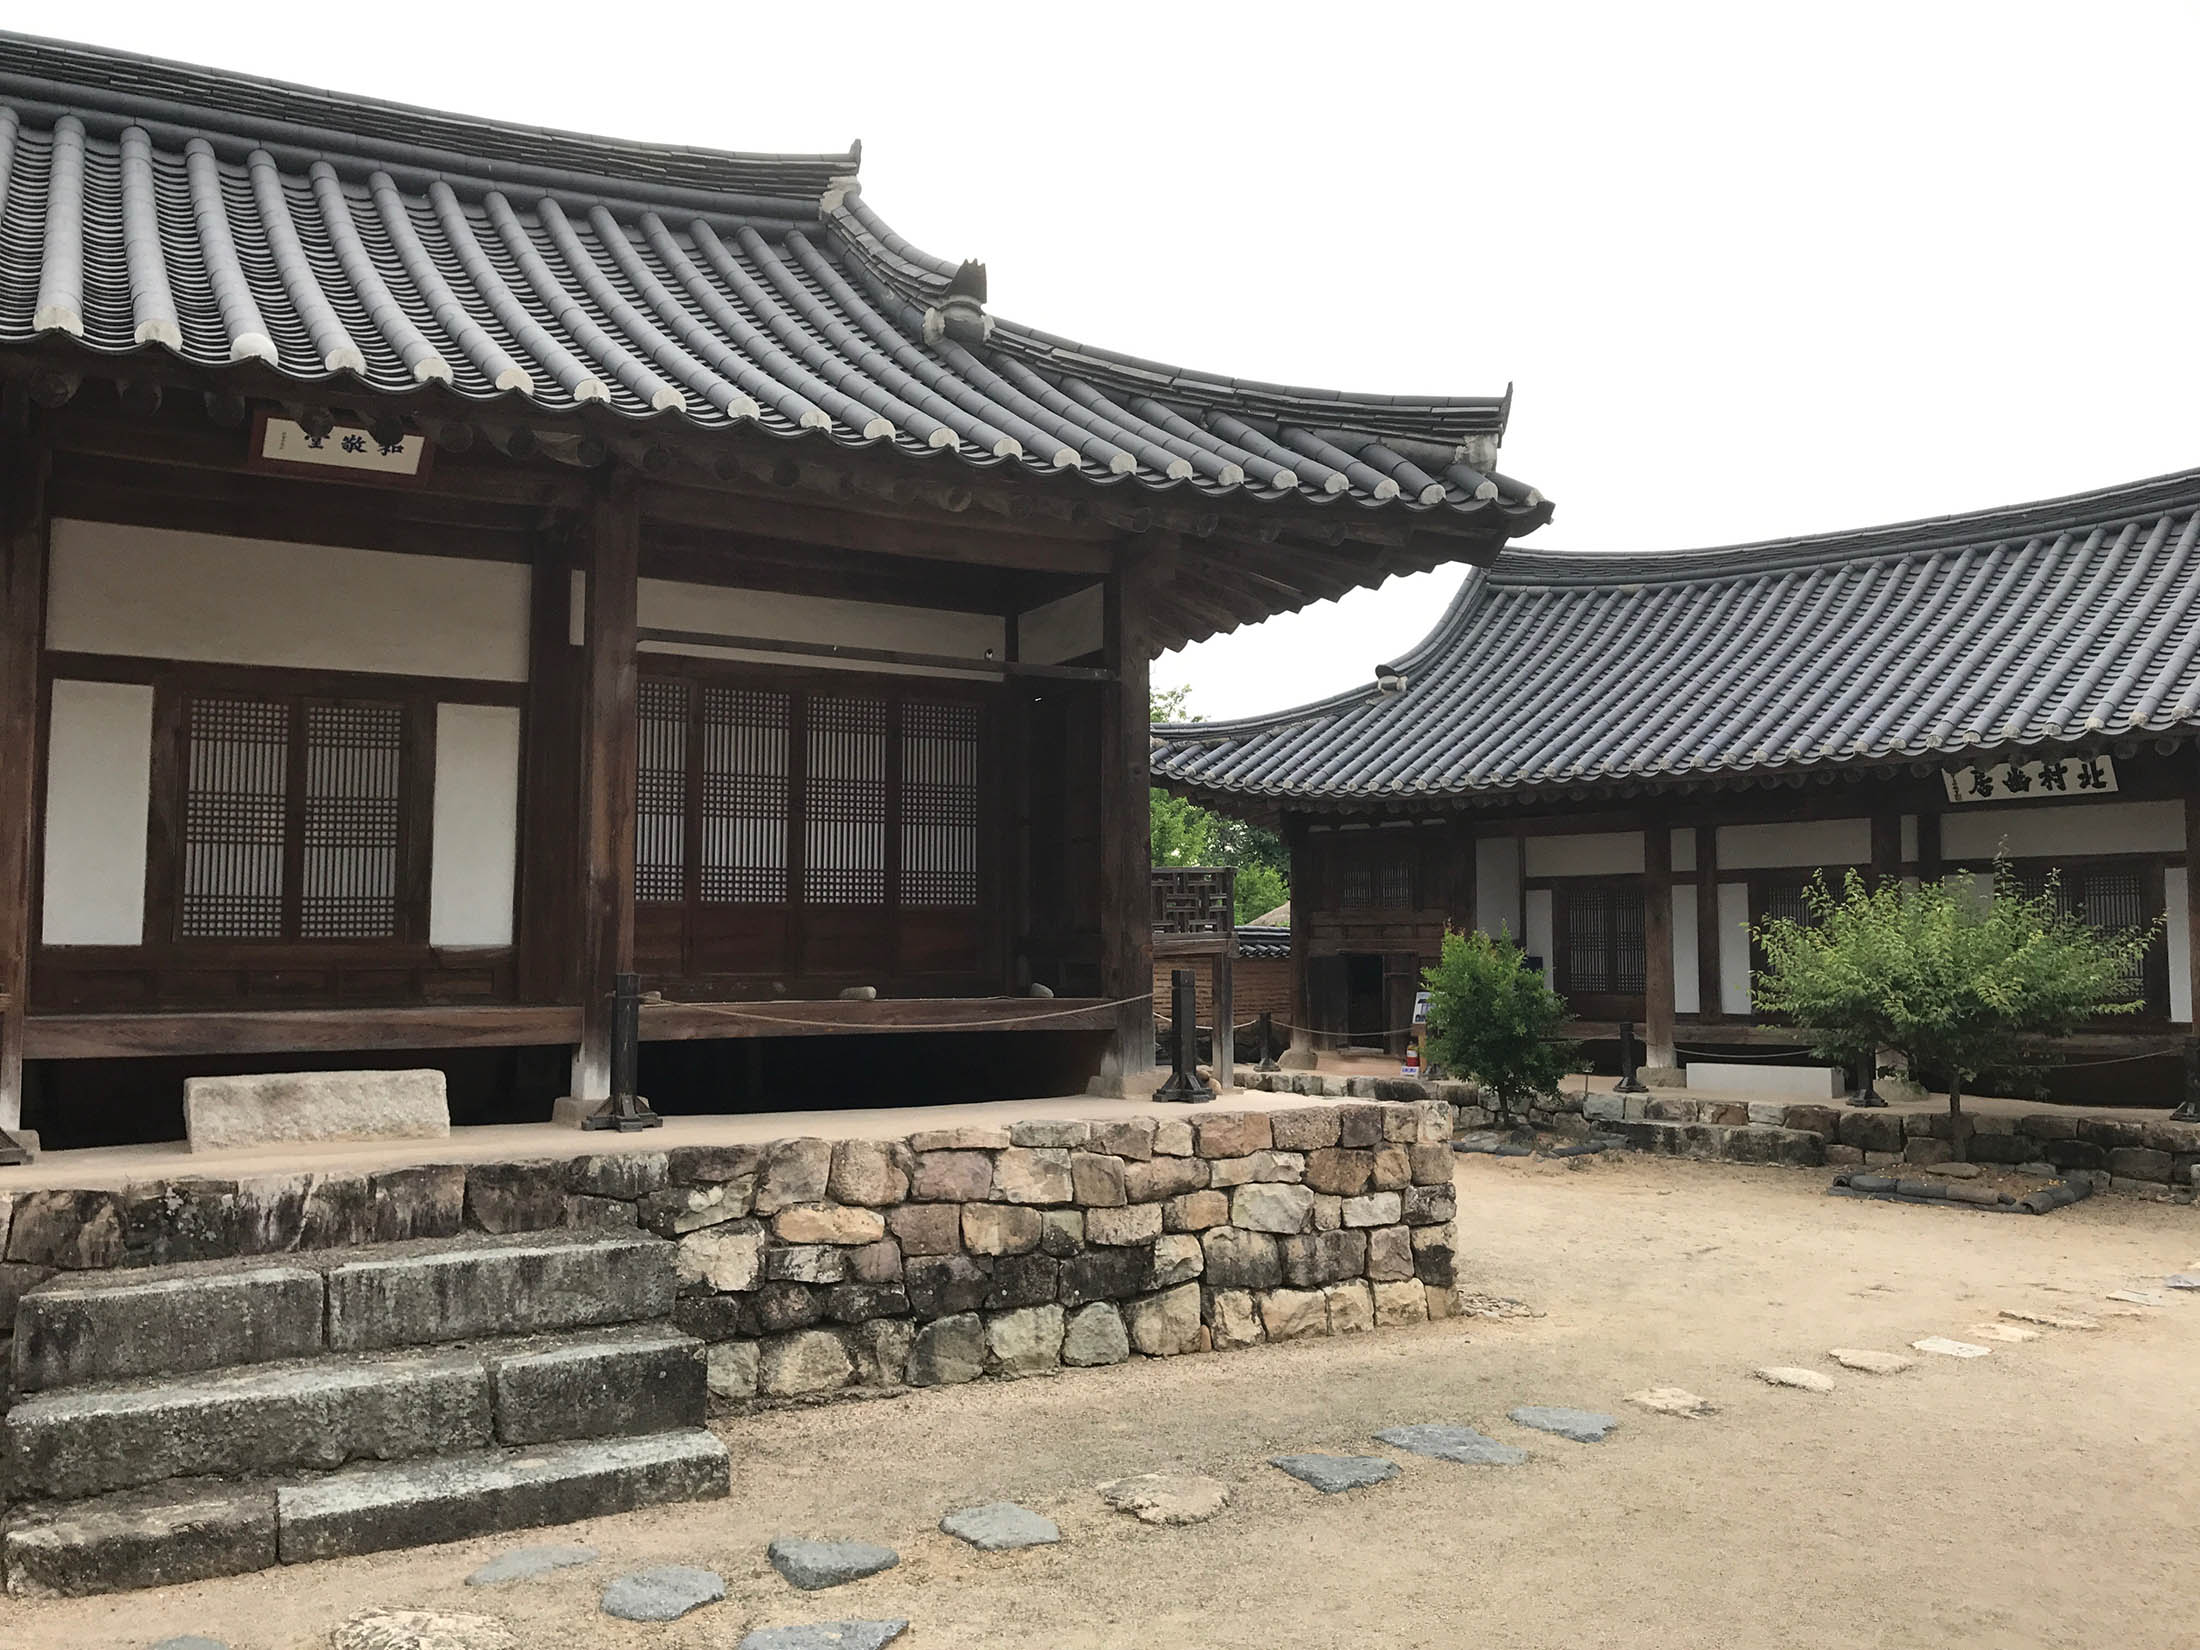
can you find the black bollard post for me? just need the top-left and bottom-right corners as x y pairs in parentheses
(1612, 1021), (1647, 1095)
(582, 972), (664, 1131)
(1256, 1011), (1280, 1073)
(2172, 1038), (2200, 1124)
(1155, 967), (1213, 1105)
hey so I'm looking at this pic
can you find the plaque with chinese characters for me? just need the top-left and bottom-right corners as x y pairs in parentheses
(253, 414), (430, 479)
(1940, 754), (2116, 804)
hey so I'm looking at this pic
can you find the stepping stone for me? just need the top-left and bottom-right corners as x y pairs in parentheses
(1912, 1336), (1990, 1358)
(1969, 1322), (2039, 1343)
(1625, 1387), (1716, 1418)
(939, 1502), (1061, 1551)
(737, 1624), (910, 1650)
(769, 1538), (901, 1590)
(2108, 1290), (2166, 1306)
(1373, 1424), (1528, 1466)
(1755, 1367), (1834, 1393)
(1508, 1406), (1619, 1442)
(1095, 1473), (1233, 1526)
(1925, 1162), (1984, 1179)
(1828, 1348), (1914, 1374)
(2000, 1309), (2099, 1331)
(2165, 1274), (2200, 1290)
(1268, 1453), (1402, 1493)
(330, 1612), (519, 1650)
(466, 1544), (597, 1586)
(601, 1566), (726, 1622)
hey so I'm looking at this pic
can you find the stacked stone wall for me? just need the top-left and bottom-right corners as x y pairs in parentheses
(1242, 1071), (2200, 1204)
(0, 1100), (1459, 1400)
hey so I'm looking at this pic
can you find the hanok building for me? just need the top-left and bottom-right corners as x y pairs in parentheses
(0, 35), (1551, 1150)
(1154, 471), (2200, 1101)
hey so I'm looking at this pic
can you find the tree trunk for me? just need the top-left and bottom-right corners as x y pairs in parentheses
(1946, 1073), (1967, 1162)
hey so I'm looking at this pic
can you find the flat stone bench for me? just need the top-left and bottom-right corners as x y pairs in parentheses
(184, 1069), (449, 1154)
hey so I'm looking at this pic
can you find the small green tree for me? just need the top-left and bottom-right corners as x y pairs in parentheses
(1147, 686), (1290, 921)
(1420, 928), (1579, 1108)
(1753, 866), (2157, 1151)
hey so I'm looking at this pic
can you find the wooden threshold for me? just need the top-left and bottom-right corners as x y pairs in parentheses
(25, 996), (1119, 1059)
(26, 1004), (586, 1060)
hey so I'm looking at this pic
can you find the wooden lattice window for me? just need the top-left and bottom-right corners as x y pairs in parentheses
(899, 700), (980, 907)
(179, 696), (290, 939)
(1560, 881), (1645, 996)
(701, 686), (790, 904)
(172, 690), (420, 942)
(636, 679), (690, 905)
(2011, 862), (2158, 1004)
(805, 695), (888, 906)
(1338, 847), (1411, 909)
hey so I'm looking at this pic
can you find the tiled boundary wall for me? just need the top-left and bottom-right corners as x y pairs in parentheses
(1243, 1072), (2200, 1205)
(0, 1101), (1460, 1402)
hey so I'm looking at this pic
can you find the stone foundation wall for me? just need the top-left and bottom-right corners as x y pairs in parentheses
(0, 1100), (1460, 1401)
(1241, 1071), (2200, 1204)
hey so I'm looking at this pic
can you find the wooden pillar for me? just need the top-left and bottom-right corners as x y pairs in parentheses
(1870, 813), (1901, 887)
(569, 471), (641, 1110)
(1286, 815), (1315, 1062)
(1095, 558), (1155, 1091)
(1917, 811), (1942, 883)
(518, 524), (582, 1006)
(1212, 949), (1235, 1092)
(0, 441), (47, 1137)
(1642, 812), (1675, 1068)
(2184, 798), (2200, 1079)
(1695, 822), (1723, 1026)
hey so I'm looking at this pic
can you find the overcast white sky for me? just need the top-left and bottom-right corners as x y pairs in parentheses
(47, 2), (2200, 718)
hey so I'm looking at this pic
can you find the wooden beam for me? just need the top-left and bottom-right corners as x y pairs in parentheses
(0, 438), (47, 1133)
(573, 470), (642, 1107)
(1642, 811), (1675, 1068)
(25, 1004), (584, 1060)
(645, 483), (1114, 572)
(1096, 550), (1157, 1090)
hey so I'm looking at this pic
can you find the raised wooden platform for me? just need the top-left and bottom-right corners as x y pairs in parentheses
(24, 998), (1118, 1060)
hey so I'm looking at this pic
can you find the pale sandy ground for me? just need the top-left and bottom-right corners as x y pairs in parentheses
(10, 1152), (2199, 1650)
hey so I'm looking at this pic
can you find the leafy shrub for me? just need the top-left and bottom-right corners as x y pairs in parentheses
(1421, 928), (1579, 1108)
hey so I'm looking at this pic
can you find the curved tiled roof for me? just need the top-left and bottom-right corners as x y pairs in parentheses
(1154, 468), (2200, 804)
(0, 33), (1547, 528)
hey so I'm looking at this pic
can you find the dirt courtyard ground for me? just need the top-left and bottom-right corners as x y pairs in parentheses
(12, 1153), (2198, 1650)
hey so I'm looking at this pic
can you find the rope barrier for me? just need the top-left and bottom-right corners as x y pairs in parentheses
(655, 991), (1154, 1036)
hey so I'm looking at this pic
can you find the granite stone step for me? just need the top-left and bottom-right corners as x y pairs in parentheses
(486, 1326), (707, 1446)
(13, 1263), (326, 1393)
(276, 1429), (731, 1564)
(3, 1480), (278, 1597)
(326, 1232), (676, 1352)
(4, 1347), (493, 1501)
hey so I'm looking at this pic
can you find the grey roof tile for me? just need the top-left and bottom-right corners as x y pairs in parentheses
(0, 32), (1543, 526)
(1154, 471), (2200, 803)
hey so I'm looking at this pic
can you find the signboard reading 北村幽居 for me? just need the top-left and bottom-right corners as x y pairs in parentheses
(1940, 754), (2117, 804)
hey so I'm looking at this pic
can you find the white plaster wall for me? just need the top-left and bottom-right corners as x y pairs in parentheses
(2168, 866), (2191, 1024)
(1900, 814), (1919, 863)
(1940, 800), (2183, 861)
(1018, 585), (1104, 665)
(41, 680), (153, 945)
(1717, 880), (1752, 1015)
(428, 703), (522, 947)
(47, 520), (530, 681)
(1672, 886), (1700, 1015)
(1715, 818), (1871, 870)
(1475, 836), (1522, 942)
(1671, 827), (1697, 873)
(1524, 888), (1555, 989)
(1523, 831), (1645, 878)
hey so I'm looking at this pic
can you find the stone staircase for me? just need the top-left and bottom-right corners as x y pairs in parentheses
(0, 1229), (729, 1596)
